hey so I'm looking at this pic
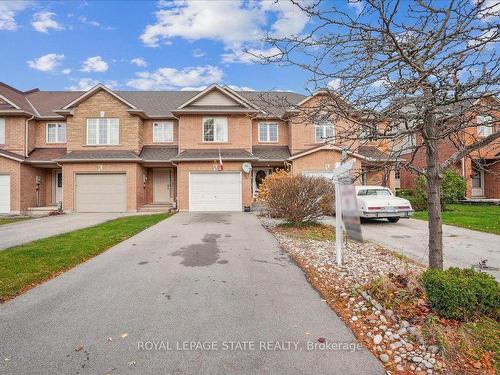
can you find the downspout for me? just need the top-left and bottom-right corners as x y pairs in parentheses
(25, 115), (35, 157)
(171, 160), (180, 212)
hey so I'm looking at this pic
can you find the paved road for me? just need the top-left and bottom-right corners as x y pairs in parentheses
(0, 212), (382, 375)
(0, 213), (127, 250)
(322, 217), (500, 280)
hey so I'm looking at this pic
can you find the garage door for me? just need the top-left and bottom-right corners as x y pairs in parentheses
(76, 173), (127, 213)
(189, 172), (242, 211)
(0, 175), (10, 213)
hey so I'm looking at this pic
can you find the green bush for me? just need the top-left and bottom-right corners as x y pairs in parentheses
(414, 169), (467, 211)
(422, 268), (500, 321)
(441, 169), (467, 204)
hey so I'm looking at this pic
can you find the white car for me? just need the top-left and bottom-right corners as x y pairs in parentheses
(356, 186), (414, 223)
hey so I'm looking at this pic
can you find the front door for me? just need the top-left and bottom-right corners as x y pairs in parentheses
(54, 171), (63, 204)
(471, 166), (484, 197)
(153, 169), (171, 203)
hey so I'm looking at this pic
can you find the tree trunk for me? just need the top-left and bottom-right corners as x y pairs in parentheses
(425, 134), (444, 270)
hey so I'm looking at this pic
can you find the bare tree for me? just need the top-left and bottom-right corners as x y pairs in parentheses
(254, 0), (499, 269)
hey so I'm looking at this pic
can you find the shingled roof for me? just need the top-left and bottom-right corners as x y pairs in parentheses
(252, 146), (290, 161)
(140, 145), (179, 162)
(173, 149), (258, 161)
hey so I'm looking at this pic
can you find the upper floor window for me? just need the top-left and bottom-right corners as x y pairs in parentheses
(477, 115), (493, 137)
(46, 123), (66, 143)
(258, 122), (278, 142)
(315, 122), (334, 143)
(87, 118), (119, 145)
(153, 121), (173, 143)
(0, 118), (4, 144)
(203, 117), (228, 142)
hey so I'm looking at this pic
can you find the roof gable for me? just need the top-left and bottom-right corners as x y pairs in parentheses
(177, 84), (254, 110)
(60, 84), (138, 110)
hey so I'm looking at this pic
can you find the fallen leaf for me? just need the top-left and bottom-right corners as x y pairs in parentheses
(75, 345), (83, 352)
(128, 361), (136, 367)
(121, 333), (128, 338)
(318, 337), (326, 343)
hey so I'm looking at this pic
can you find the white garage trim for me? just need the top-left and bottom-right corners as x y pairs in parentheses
(75, 172), (127, 213)
(0, 174), (11, 214)
(301, 171), (336, 180)
(189, 171), (242, 212)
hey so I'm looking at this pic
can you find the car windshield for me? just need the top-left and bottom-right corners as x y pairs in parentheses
(357, 189), (392, 196)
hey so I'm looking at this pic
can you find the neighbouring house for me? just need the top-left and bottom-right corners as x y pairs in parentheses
(0, 82), (394, 214)
(397, 98), (500, 199)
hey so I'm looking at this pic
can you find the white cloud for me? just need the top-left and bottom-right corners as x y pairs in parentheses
(468, 28), (499, 48)
(474, 0), (500, 20)
(327, 78), (341, 90)
(227, 85), (254, 91)
(131, 57), (148, 67)
(348, 0), (364, 15)
(32, 11), (64, 33)
(139, 0), (309, 64)
(81, 56), (109, 72)
(79, 15), (114, 30)
(67, 78), (117, 91)
(222, 46), (281, 64)
(0, 1), (31, 31)
(61, 68), (72, 75)
(192, 48), (205, 58)
(126, 65), (223, 90)
(27, 53), (64, 72)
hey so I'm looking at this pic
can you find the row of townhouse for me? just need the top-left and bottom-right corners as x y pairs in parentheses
(0, 82), (391, 214)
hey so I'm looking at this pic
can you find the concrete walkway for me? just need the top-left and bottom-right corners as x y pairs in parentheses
(322, 217), (500, 280)
(0, 213), (383, 375)
(0, 213), (127, 250)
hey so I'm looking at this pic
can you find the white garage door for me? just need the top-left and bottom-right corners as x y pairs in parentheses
(302, 171), (335, 180)
(0, 175), (10, 214)
(189, 172), (242, 212)
(76, 173), (127, 213)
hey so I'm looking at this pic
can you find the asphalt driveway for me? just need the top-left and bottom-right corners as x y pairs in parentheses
(322, 217), (500, 280)
(0, 212), (382, 375)
(0, 213), (127, 250)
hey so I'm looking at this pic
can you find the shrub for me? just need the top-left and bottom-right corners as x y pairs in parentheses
(260, 174), (335, 224)
(257, 169), (290, 202)
(414, 169), (467, 211)
(441, 169), (467, 204)
(422, 268), (500, 321)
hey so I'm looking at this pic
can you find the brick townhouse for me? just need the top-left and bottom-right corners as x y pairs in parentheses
(0, 82), (394, 214)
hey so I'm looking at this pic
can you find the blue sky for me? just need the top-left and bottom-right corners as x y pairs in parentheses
(0, 0), (350, 93)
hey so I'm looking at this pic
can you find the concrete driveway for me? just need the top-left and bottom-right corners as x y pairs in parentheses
(0, 213), (382, 375)
(0, 213), (127, 250)
(323, 217), (500, 280)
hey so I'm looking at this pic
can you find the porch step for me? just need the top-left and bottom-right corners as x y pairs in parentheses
(138, 203), (176, 213)
(25, 205), (60, 217)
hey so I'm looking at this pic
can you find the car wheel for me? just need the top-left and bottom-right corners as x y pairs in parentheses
(387, 218), (400, 223)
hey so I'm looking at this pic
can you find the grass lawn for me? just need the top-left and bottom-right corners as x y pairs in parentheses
(0, 213), (171, 302)
(412, 204), (500, 235)
(0, 217), (31, 226)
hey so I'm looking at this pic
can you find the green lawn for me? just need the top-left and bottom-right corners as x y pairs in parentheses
(0, 217), (31, 226)
(412, 204), (500, 235)
(0, 213), (171, 302)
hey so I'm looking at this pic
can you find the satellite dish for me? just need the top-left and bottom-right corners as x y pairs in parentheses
(242, 162), (252, 174)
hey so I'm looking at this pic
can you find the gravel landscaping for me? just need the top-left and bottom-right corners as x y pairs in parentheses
(260, 216), (447, 374)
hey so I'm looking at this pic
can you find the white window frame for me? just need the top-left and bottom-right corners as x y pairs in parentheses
(258, 122), (279, 143)
(86, 118), (119, 145)
(477, 115), (493, 137)
(315, 122), (335, 143)
(0, 118), (5, 144)
(203, 117), (228, 143)
(153, 121), (174, 143)
(46, 123), (66, 143)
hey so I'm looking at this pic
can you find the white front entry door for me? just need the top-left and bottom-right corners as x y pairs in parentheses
(471, 167), (484, 197)
(54, 171), (63, 204)
(0, 175), (10, 213)
(189, 172), (242, 211)
(153, 169), (171, 203)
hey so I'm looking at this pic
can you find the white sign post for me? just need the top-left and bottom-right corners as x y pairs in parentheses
(331, 159), (356, 267)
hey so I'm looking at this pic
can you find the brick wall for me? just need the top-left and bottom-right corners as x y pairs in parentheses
(0, 116), (25, 155)
(33, 120), (68, 149)
(178, 115), (252, 152)
(66, 90), (142, 153)
(484, 161), (499, 199)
